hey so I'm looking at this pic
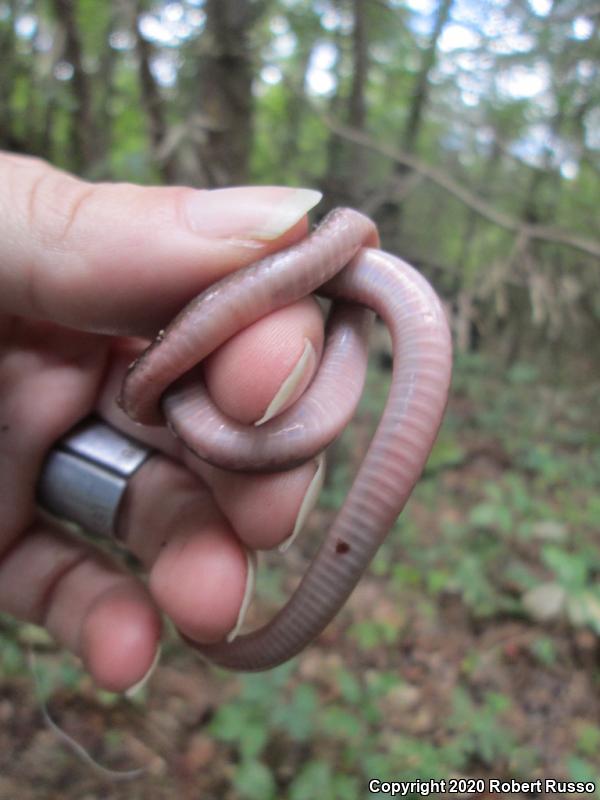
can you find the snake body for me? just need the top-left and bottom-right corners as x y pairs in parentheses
(120, 208), (452, 671)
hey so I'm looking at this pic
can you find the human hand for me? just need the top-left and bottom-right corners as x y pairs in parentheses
(0, 152), (325, 692)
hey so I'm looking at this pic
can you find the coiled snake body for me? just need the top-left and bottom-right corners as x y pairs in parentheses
(120, 207), (452, 671)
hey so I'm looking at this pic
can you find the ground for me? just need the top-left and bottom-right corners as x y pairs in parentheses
(1, 352), (599, 799)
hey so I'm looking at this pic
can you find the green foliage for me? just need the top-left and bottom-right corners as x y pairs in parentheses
(2, 0), (599, 350)
(1, 349), (598, 797)
(349, 618), (400, 650)
(576, 723), (600, 760)
(0, 634), (25, 675)
(320, 456), (351, 511)
(447, 688), (519, 767)
(540, 545), (600, 634)
(289, 760), (360, 800)
(506, 361), (540, 386)
(209, 702), (270, 760)
(542, 545), (590, 591)
(567, 756), (600, 792)
(234, 759), (277, 800)
(210, 660), (480, 797)
(319, 705), (362, 740)
(528, 636), (558, 667)
(425, 432), (466, 473)
(271, 684), (319, 741)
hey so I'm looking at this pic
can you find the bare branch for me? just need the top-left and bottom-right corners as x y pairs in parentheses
(318, 112), (600, 261)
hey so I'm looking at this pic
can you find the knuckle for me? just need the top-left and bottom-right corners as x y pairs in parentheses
(22, 163), (96, 252)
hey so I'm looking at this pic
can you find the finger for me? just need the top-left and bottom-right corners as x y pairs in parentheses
(99, 347), (326, 551)
(100, 295), (325, 431)
(0, 153), (321, 334)
(203, 295), (324, 424)
(98, 281), (325, 429)
(199, 456), (325, 552)
(115, 455), (249, 644)
(0, 317), (162, 691)
(0, 522), (161, 692)
(0, 319), (108, 551)
(0, 319), (281, 675)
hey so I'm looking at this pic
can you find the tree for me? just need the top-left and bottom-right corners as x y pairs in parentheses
(0, 0), (597, 361)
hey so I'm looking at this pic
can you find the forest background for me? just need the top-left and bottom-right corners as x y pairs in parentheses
(0, 1), (599, 798)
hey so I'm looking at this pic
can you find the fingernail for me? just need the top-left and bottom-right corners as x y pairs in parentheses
(226, 549), (257, 643)
(184, 187), (322, 241)
(255, 338), (317, 426)
(279, 453), (326, 554)
(125, 644), (161, 697)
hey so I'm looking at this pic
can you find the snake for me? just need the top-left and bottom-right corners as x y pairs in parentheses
(119, 207), (453, 672)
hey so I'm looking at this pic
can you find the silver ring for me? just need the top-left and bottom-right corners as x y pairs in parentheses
(37, 417), (155, 538)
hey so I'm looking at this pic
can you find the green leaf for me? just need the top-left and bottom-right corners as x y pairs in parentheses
(576, 723), (600, 759)
(426, 568), (450, 594)
(234, 760), (276, 800)
(270, 684), (317, 741)
(349, 620), (398, 650)
(332, 773), (361, 798)
(337, 670), (362, 704)
(320, 705), (365, 740)
(239, 722), (269, 760)
(567, 756), (600, 786)
(507, 362), (539, 385)
(485, 691), (510, 714)
(289, 760), (334, 800)
(529, 636), (557, 667)
(566, 590), (600, 634)
(542, 546), (589, 589)
(210, 704), (253, 743)
(469, 502), (512, 533)
(425, 434), (465, 471)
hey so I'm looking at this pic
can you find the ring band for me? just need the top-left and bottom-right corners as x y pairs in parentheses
(37, 417), (155, 538)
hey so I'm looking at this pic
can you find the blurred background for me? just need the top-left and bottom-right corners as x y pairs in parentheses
(1, 0), (599, 797)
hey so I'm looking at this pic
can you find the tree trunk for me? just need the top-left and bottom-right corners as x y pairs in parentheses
(92, 4), (120, 177)
(51, 0), (96, 174)
(195, 0), (264, 187)
(452, 140), (503, 352)
(376, 0), (453, 243)
(0, 1), (16, 150)
(401, 0), (453, 154)
(346, 0), (368, 202)
(135, 6), (178, 183)
(322, 0), (369, 209)
(279, 49), (312, 176)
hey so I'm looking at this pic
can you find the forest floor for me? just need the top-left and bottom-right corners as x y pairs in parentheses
(1, 352), (599, 800)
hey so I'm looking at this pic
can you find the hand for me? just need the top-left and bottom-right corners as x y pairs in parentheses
(0, 152), (325, 691)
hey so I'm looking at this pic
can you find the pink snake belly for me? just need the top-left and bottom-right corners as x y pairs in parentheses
(120, 207), (453, 671)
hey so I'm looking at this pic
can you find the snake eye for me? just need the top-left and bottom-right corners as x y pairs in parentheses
(335, 540), (351, 554)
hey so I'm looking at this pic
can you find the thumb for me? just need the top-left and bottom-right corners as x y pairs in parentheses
(0, 153), (321, 335)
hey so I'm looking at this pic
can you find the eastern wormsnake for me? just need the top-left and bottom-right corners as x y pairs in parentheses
(119, 207), (452, 672)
